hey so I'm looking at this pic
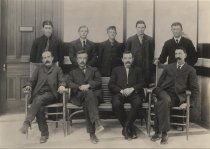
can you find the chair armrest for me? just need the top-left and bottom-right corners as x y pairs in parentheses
(146, 87), (156, 93)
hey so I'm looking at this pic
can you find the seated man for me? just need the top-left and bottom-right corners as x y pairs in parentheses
(67, 50), (104, 144)
(108, 51), (145, 140)
(20, 51), (66, 143)
(151, 47), (199, 144)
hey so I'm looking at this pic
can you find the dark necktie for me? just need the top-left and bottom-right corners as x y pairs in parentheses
(177, 65), (181, 70)
(83, 41), (86, 50)
(176, 39), (179, 45)
(45, 38), (49, 51)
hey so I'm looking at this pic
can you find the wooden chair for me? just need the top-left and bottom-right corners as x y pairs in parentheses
(23, 89), (68, 138)
(66, 77), (150, 135)
(147, 63), (191, 140)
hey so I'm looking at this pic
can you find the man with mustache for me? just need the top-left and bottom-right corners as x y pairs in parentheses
(108, 51), (145, 140)
(150, 47), (199, 144)
(20, 51), (66, 143)
(67, 50), (104, 144)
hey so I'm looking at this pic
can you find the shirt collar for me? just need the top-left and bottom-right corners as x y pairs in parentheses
(80, 38), (87, 44)
(174, 36), (182, 43)
(177, 62), (185, 69)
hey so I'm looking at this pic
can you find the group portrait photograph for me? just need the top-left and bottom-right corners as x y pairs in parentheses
(0, 0), (210, 148)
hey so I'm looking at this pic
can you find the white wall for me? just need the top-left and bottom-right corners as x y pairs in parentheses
(198, 0), (210, 43)
(63, 0), (124, 43)
(126, 0), (154, 38)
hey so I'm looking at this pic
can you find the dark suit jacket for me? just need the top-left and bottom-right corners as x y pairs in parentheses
(28, 64), (65, 100)
(156, 63), (199, 103)
(108, 66), (145, 95)
(98, 40), (124, 77)
(125, 34), (154, 85)
(69, 39), (98, 68)
(68, 66), (102, 106)
(158, 36), (198, 66)
(30, 35), (64, 66)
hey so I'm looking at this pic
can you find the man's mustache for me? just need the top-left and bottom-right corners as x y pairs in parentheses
(79, 62), (85, 65)
(45, 60), (51, 64)
(176, 57), (181, 60)
(125, 62), (131, 64)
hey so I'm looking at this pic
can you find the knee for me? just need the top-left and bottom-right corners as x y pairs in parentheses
(32, 96), (43, 105)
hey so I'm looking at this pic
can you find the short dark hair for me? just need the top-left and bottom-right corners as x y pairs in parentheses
(122, 50), (133, 58)
(78, 25), (89, 32)
(171, 22), (182, 29)
(136, 20), (146, 28)
(76, 50), (88, 57)
(107, 26), (116, 33)
(42, 20), (53, 28)
(176, 46), (187, 53)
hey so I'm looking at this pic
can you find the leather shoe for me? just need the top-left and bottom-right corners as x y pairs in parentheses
(130, 126), (138, 139)
(124, 126), (132, 141)
(151, 133), (161, 141)
(40, 136), (48, 143)
(20, 121), (30, 134)
(160, 133), (168, 144)
(90, 133), (99, 144)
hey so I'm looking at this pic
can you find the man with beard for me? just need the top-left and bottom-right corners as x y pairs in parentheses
(67, 50), (104, 144)
(108, 51), (145, 140)
(150, 47), (199, 144)
(20, 51), (66, 143)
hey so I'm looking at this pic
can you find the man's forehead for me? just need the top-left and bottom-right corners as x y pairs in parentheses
(77, 53), (88, 57)
(42, 52), (51, 57)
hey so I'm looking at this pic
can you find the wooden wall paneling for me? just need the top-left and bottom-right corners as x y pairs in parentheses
(7, 77), (16, 101)
(35, 0), (53, 38)
(6, 0), (16, 57)
(21, 0), (36, 60)
(52, 0), (63, 39)
(16, 0), (22, 59)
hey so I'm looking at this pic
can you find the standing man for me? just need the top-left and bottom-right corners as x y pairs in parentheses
(151, 47), (199, 144)
(30, 20), (64, 77)
(69, 25), (98, 69)
(68, 50), (104, 144)
(126, 20), (154, 87)
(108, 51), (145, 140)
(98, 26), (124, 77)
(20, 51), (66, 143)
(158, 22), (198, 66)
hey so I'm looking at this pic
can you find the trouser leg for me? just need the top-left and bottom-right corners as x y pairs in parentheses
(155, 91), (171, 133)
(83, 90), (100, 133)
(126, 94), (142, 128)
(112, 94), (126, 127)
(36, 107), (49, 136)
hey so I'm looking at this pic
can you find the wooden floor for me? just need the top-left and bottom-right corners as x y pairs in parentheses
(0, 113), (210, 148)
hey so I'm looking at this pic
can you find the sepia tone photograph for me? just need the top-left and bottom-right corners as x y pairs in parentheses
(0, 0), (210, 148)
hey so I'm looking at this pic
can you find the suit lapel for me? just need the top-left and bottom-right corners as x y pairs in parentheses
(76, 39), (83, 51)
(122, 66), (128, 84)
(134, 34), (142, 48)
(84, 66), (92, 82)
